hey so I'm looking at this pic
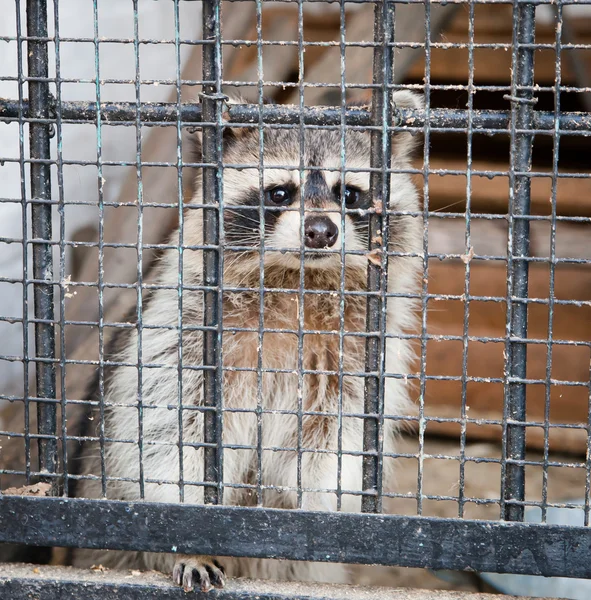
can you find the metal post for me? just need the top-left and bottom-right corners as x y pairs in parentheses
(362, 0), (395, 514)
(503, 0), (537, 522)
(26, 0), (58, 491)
(201, 0), (223, 505)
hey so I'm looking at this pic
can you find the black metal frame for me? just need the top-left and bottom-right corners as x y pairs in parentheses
(25, 0), (59, 494)
(3, 494), (591, 577)
(1, 0), (591, 594)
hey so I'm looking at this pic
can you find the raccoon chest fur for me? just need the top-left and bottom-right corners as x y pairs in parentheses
(221, 289), (366, 414)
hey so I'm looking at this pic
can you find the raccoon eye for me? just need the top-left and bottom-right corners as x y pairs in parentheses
(336, 185), (362, 208)
(265, 186), (292, 205)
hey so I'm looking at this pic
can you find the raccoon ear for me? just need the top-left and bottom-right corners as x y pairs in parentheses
(221, 93), (255, 144)
(345, 92), (422, 161)
(390, 90), (423, 161)
(188, 127), (202, 163)
(189, 94), (251, 154)
(190, 124), (247, 153)
(223, 95), (275, 142)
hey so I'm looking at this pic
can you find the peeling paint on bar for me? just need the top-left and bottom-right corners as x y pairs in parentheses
(1, 101), (591, 132)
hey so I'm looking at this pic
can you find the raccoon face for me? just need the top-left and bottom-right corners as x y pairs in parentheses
(222, 139), (375, 272)
(192, 92), (422, 279)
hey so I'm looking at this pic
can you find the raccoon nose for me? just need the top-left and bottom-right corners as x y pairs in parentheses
(304, 216), (339, 249)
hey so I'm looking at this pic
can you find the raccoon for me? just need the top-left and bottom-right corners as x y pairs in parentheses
(71, 92), (423, 592)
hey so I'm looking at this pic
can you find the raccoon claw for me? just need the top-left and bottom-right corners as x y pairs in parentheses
(172, 557), (225, 593)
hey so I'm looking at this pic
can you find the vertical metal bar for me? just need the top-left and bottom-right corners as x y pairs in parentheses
(202, 0), (223, 506)
(53, 0), (69, 497)
(254, 0), (265, 508)
(92, 0), (108, 500)
(458, 0), (476, 519)
(335, 0), (347, 513)
(417, 0), (433, 519)
(173, 0), (186, 504)
(502, 0), (537, 523)
(362, 0), (394, 514)
(541, 0), (563, 524)
(26, 0), (57, 489)
(15, 0), (32, 485)
(295, 0), (305, 510)
(131, 0), (146, 500)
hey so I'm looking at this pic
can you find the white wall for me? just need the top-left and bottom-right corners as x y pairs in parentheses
(0, 0), (201, 401)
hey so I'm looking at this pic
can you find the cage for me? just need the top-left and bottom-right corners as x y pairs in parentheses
(1, 0), (591, 597)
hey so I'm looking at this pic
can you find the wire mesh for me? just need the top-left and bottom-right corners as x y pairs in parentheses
(0, 0), (591, 588)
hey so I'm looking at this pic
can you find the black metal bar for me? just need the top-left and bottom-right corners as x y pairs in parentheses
(15, 0), (32, 485)
(416, 0), (434, 519)
(335, 0), (348, 514)
(173, 0), (187, 505)
(502, 0), (537, 523)
(458, 0), (476, 519)
(51, 0), (69, 498)
(2, 100), (591, 131)
(201, 0), (223, 506)
(92, 0), (108, 500)
(130, 0), (146, 500)
(295, 0), (306, 510)
(254, 0), (265, 509)
(2, 496), (591, 578)
(26, 0), (58, 490)
(362, 0), (394, 514)
(540, 0), (563, 525)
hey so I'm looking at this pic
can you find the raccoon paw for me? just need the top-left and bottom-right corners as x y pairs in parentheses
(172, 555), (226, 593)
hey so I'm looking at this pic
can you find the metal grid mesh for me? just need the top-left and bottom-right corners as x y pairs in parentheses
(0, 0), (591, 583)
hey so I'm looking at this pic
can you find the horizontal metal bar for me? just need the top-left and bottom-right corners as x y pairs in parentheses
(1, 496), (591, 578)
(1, 100), (590, 131)
(0, 564), (524, 600)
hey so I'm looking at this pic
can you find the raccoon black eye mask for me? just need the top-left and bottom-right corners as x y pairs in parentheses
(224, 176), (372, 252)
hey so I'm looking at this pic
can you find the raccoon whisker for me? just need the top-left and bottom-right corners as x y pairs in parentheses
(224, 251), (256, 272)
(224, 233), (260, 243)
(225, 236), (259, 244)
(225, 211), (262, 226)
(225, 252), (266, 288)
(229, 230), (261, 239)
(223, 231), (261, 241)
(225, 222), (262, 233)
(225, 248), (258, 259)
